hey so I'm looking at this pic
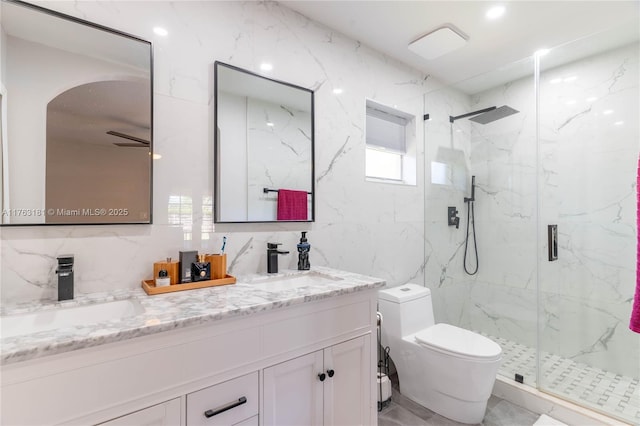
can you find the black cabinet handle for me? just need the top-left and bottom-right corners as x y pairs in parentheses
(204, 396), (247, 418)
(327, 369), (335, 378)
(548, 225), (558, 261)
(318, 373), (326, 382)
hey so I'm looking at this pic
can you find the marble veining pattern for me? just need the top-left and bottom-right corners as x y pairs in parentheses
(1, 0), (428, 304)
(0, 267), (385, 365)
(425, 42), (639, 380)
(246, 97), (312, 221)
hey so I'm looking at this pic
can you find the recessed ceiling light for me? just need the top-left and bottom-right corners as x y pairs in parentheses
(260, 63), (273, 71)
(332, 88), (343, 95)
(153, 27), (168, 37)
(486, 6), (506, 20)
(586, 96), (598, 102)
(266, 121), (274, 127)
(603, 109), (614, 115)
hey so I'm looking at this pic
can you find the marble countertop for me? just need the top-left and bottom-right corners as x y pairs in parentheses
(0, 267), (385, 365)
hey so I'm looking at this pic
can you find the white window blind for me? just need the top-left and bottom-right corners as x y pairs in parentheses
(365, 106), (407, 152)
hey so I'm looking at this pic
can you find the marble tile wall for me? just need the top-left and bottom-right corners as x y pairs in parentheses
(425, 43), (639, 378)
(1, 1), (434, 303)
(536, 43), (639, 378)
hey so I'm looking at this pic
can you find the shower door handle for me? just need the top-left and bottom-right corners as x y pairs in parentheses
(548, 225), (558, 261)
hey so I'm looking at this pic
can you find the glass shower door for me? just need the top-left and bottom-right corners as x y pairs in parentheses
(537, 35), (640, 423)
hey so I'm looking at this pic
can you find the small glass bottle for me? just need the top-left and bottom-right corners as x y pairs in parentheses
(155, 269), (171, 287)
(191, 254), (211, 282)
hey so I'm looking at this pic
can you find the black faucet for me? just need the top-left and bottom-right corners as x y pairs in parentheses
(56, 254), (74, 301)
(267, 243), (289, 273)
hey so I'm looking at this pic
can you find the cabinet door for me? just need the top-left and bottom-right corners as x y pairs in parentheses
(323, 335), (371, 426)
(263, 350), (324, 426)
(98, 398), (181, 426)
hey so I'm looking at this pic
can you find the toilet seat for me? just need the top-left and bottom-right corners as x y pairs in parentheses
(414, 323), (502, 361)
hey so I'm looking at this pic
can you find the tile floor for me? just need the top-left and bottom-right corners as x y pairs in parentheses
(378, 376), (541, 426)
(486, 333), (640, 424)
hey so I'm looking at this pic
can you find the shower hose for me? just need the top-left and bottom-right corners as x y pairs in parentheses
(464, 199), (479, 275)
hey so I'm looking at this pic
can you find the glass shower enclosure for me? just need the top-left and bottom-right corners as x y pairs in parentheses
(423, 25), (639, 423)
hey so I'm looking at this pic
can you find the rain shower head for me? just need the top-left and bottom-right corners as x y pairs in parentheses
(449, 105), (519, 124)
(469, 105), (519, 124)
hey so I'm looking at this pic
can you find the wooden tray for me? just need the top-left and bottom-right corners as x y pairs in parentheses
(142, 275), (236, 295)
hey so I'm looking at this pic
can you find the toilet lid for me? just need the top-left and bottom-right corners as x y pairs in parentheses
(414, 323), (502, 360)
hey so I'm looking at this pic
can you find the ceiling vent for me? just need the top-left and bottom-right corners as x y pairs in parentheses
(408, 25), (468, 60)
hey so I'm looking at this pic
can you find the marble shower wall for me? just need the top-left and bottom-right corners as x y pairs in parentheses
(0, 1), (433, 303)
(422, 86), (474, 327)
(464, 61), (539, 354)
(536, 43), (639, 378)
(425, 43), (638, 378)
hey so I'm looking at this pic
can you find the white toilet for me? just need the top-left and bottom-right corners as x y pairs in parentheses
(378, 284), (502, 424)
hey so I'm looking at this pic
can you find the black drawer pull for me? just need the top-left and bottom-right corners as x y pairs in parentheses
(318, 372), (326, 382)
(204, 396), (247, 418)
(327, 369), (335, 378)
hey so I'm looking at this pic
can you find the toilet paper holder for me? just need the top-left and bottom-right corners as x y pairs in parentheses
(377, 310), (391, 410)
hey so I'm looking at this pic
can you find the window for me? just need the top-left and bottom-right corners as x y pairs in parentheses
(168, 195), (193, 241)
(365, 100), (416, 185)
(366, 149), (402, 180)
(201, 195), (213, 241)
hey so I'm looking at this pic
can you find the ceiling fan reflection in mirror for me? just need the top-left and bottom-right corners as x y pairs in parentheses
(107, 130), (150, 147)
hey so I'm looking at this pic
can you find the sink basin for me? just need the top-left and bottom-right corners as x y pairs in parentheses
(248, 271), (342, 290)
(0, 299), (145, 339)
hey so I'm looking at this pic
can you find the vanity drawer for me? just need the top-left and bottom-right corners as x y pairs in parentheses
(187, 371), (258, 425)
(234, 415), (258, 426)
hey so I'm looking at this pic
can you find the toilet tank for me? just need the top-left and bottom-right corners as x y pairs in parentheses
(378, 284), (435, 339)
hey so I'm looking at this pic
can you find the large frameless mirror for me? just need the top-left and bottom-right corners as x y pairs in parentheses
(214, 61), (314, 223)
(0, 0), (153, 225)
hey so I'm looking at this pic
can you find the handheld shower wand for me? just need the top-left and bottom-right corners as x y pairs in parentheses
(464, 176), (478, 275)
(464, 176), (476, 203)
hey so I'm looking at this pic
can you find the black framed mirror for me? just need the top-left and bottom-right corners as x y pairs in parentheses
(0, 0), (153, 225)
(214, 62), (314, 223)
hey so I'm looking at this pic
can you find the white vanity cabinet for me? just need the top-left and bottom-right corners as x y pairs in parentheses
(1, 288), (378, 426)
(98, 398), (182, 426)
(263, 335), (371, 426)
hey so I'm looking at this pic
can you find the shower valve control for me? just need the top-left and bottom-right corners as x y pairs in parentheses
(448, 207), (460, 229)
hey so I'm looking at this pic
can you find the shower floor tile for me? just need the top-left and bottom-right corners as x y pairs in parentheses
(478, 332), (640, 424)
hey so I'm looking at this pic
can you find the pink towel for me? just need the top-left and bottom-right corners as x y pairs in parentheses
(631, 155), (640, 333)
(277, 189), (308, 221)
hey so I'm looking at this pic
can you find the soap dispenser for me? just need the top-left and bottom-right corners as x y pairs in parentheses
(297, 232), (311, 270)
